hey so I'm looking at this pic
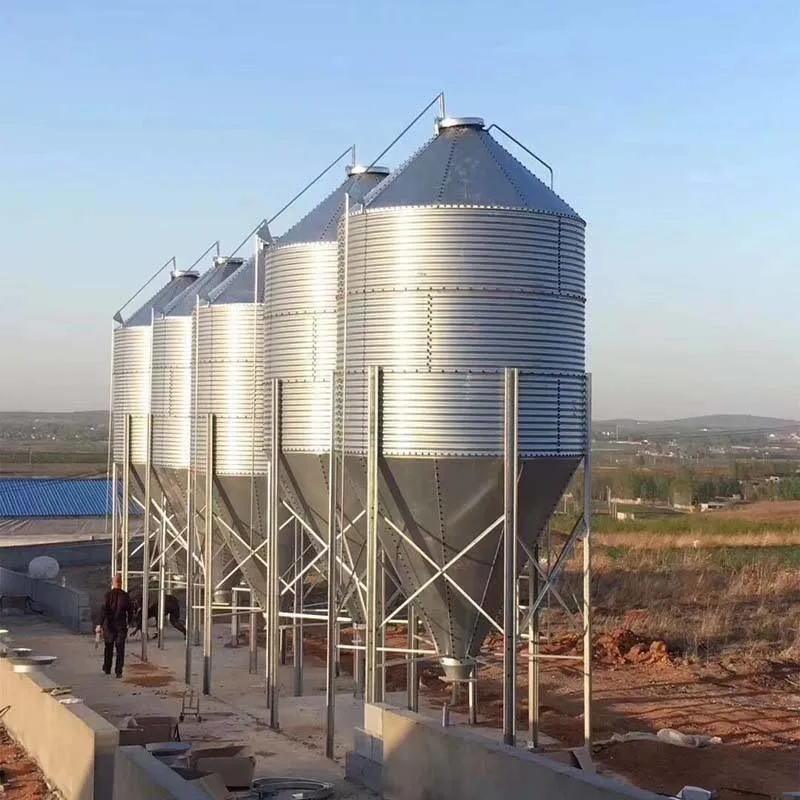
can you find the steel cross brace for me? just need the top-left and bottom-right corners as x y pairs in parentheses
(519, 514), (585, 632)
(380, 513), (505, 634)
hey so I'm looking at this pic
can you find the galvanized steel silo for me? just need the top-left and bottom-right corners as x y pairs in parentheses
(150, 256), (245, 587)
(191, 255), (287, 609)
(339, 117), (587, 676)
(112, 270), (199, 513)
(265, 164), (390, 618)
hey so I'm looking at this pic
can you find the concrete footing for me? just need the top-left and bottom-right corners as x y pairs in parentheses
(346, 703), (663, 800)
(345, 727), (384, 794)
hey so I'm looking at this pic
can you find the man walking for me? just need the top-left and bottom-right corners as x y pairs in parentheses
(96, 574), (132, 678)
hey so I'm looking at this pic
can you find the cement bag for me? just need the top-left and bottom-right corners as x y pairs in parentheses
(28, 555), (60, 580)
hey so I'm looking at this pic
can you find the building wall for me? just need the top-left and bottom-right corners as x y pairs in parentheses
(0, 565), (92, 633)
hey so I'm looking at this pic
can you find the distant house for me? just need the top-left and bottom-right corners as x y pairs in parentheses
(699, 499), (731, 512)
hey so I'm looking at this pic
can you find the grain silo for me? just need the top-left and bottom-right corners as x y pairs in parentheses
(265, 164), (390, 623)
(338, 117), (587, 683)
(191, 253), (291, 614)
(150, 253), (244, 589)
(111, 267), (199, 584)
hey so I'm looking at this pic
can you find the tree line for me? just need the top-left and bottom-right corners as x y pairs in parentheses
(564, 461), (800, 507)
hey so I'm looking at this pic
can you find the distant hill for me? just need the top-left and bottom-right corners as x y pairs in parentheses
(594, 415), (800, 437)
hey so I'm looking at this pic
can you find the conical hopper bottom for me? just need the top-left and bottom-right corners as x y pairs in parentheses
(280, 452), (378, 624)
(151, 467), (191, 577)
(194, 473), (294, 614)
(344, 455), (580, 671)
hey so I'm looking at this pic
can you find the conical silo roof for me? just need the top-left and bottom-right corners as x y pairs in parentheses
(122, 271), (199, 327)
(161, 256), (245, 317)
(205, 256), (261, 305)
(362, 117), (582, 219)
(275, 164), (391, 246)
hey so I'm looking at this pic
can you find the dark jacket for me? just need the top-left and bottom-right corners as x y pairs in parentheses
(100, 588), (133, 642)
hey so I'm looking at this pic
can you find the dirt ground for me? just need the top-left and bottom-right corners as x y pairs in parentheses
(479, 649), (800, 798)
(0, 725), (56, 799)
(303, 626), (800, 798)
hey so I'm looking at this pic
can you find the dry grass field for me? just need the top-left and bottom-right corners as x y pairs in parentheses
(587, 501), (800, 658)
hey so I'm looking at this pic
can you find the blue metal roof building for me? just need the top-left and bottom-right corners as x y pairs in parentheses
(0, 479), (135, 519)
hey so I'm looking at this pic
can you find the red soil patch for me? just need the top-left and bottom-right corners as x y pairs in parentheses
(0, 725), (52, 799)
(123, 660), (174, 688)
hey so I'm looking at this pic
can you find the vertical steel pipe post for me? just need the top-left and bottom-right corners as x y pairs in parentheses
(231, 586), (239, 647)
(293, 519), (303, 696)
(468, 665), (478, 725)
(407, 605), (419, 712)
(265, 476), (272, 711)
(503, 368), (519, 747)
(528, 547), (540, 748)
(325, 374), (338, 760)
(365, 366), (380, 705)
(583, 374), (593, 749)
(268, 378), (281, 729)
(157, 494), (167, 650)
(111, 462), (119, 579)
(378, 547), (386, 703)
(141, 414), (153, 661)
(249, 600), (258, 673)
(202, 413), (214, 695)
(184, 468), (194, 685)
(121, 415), (131, 590)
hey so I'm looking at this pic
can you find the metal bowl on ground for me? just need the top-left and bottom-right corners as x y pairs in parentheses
(146, 742), (192, 767)
(10, 647), (32, 658)
(249, 777), (334, 799)
(10, 655), (57, 673)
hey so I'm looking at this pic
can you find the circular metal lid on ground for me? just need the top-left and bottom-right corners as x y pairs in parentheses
(249, 777), (334, 799)
(146, 742), (192, 756)
(11, 655), (57, 672)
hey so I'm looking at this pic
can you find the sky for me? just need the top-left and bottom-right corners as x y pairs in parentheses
(0, 0), (799, 420)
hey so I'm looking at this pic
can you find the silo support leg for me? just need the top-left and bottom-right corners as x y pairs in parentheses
(141, 414), (152, 662)
(268, 379), (281, 730)
(184, 469), (194, 685)
(528, 546), (540, 749)
(407, 605), (419, 712)
(502, 367), (519, 747)
(202, 413), (215, 696)
(325, 372), (338, 760)
(583, 374), (593, 749)
(111, 461), (119, 580)
(293, 519), (304, 697)
(157, 496), (167, 650)
(121, 415), (131, 591)
(365, 366), (380, 706)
